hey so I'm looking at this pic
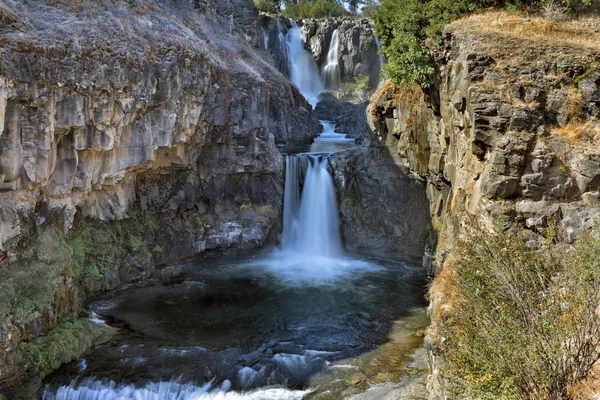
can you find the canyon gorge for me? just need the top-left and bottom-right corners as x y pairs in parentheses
(0, 0), (599, 399)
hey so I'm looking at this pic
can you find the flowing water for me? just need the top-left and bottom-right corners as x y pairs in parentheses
(285, 23), (323, 107)
(42, 121), (427, 399)
(321, 29), (341, 91)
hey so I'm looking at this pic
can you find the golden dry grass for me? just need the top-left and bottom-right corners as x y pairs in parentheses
(426, 251), (462, 345)
(569, 363), (600, 400)
(552, 119), (600, 146)
(451, 11), (600, 51)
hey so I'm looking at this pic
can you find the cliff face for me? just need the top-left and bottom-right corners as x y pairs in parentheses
(0, 0), (320, 390)
(367, 15), (600, 396)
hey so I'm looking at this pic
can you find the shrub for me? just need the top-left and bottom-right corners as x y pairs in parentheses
(440, 225), (600, 399)
(283, 0), (348, 18)
(254, 0), (279, 13)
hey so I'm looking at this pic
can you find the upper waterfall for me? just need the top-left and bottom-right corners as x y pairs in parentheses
(321, 29), (341, 90)
(285, 23), (324, 107)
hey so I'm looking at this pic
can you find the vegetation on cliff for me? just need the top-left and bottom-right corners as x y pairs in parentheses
(438, 225), (600, 399)
(253, 0), (378, 17)
(373, 0), (600, 86)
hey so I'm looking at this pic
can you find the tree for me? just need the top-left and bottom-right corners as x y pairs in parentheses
(254, 0), (283, 13)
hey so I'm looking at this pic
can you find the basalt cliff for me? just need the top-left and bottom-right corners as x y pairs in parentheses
(367, 14), (600, 397)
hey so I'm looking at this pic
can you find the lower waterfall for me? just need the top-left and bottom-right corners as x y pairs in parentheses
(282, 154), (342, 258)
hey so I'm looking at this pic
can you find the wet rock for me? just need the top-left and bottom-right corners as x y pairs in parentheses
(330, 147), (433, 262)
(159, 266), (185, 286)
(314, 96), (369, 140)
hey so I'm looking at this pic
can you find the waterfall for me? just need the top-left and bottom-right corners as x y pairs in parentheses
(285, 23), (324, 106)
(374, 35), (385, 67)
(282, 154), (342, 258)
(321, 29), (341, 91)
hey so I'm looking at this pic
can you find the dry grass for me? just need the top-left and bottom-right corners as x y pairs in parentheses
(552, 119), (600, 146)
(427, 252), (461, 345)
(451, 11), (600, 51)
(569, 363), (600, 400)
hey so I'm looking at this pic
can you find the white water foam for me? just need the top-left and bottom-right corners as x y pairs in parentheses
(248, 151), (382, 286)
(44, 379), (309, 400)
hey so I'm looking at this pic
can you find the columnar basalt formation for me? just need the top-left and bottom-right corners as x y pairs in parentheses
(368, 21), (600, 396)
(0, 0), (321, 391)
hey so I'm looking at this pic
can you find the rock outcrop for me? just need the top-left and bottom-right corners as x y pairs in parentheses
(330, 147), (433, 263)
(367, 16), (600, 397)
(314, 94), (370, 140)
(0, 0), (321, 391)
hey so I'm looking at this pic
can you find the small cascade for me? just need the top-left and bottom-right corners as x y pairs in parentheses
(276, 21), (289, 66)
(44, 378), (308, 400)
(282, 154), (343, 258)
(374, 35), (386, 67)
(321, 29), (341, 90)
(285, 23), (324, 106)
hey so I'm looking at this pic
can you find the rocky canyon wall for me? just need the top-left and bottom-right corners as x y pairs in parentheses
(0, 0), (321, 392)
(368, 19), (600, 396)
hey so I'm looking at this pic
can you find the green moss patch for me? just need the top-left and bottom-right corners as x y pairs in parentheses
(17, 319), (114, 375)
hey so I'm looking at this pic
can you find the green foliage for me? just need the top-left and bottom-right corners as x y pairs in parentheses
(374, 0), (495, 86)
(0, 227), (72, 328)
(67, 214), (160, 282)
(373, 0), (598, 86)
(573, 63), (597, 85)
(283, 0), (348, 18)
(442, 226), (600, 399)
(254, 0), (280, 13)
(342, 73), (370, 92)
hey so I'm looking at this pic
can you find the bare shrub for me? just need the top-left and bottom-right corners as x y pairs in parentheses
(541, 0), (569, 21)
(441, 224), (600, 399)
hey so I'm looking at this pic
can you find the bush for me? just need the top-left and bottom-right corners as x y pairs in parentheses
(440, 225), (600, 399)
(373, 0), (497, 87)
(283, 0), (348, 18)
(254, 0), (279, 13)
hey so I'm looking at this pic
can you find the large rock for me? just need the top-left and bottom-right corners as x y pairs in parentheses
(330, 147), (433, 263)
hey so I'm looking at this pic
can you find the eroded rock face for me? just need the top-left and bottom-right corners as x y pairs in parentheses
(368, 26), (600, 398)
(330, 147), (433, 263)
(0, 0), (320, 389)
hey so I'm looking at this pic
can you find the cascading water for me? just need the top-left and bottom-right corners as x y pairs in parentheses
(43, 379), (308, 400)
(285, 23), (323, 106)
(321, 29), (341, 91)
(282, 154), (343, 258)
(374, 35), (386, 67)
